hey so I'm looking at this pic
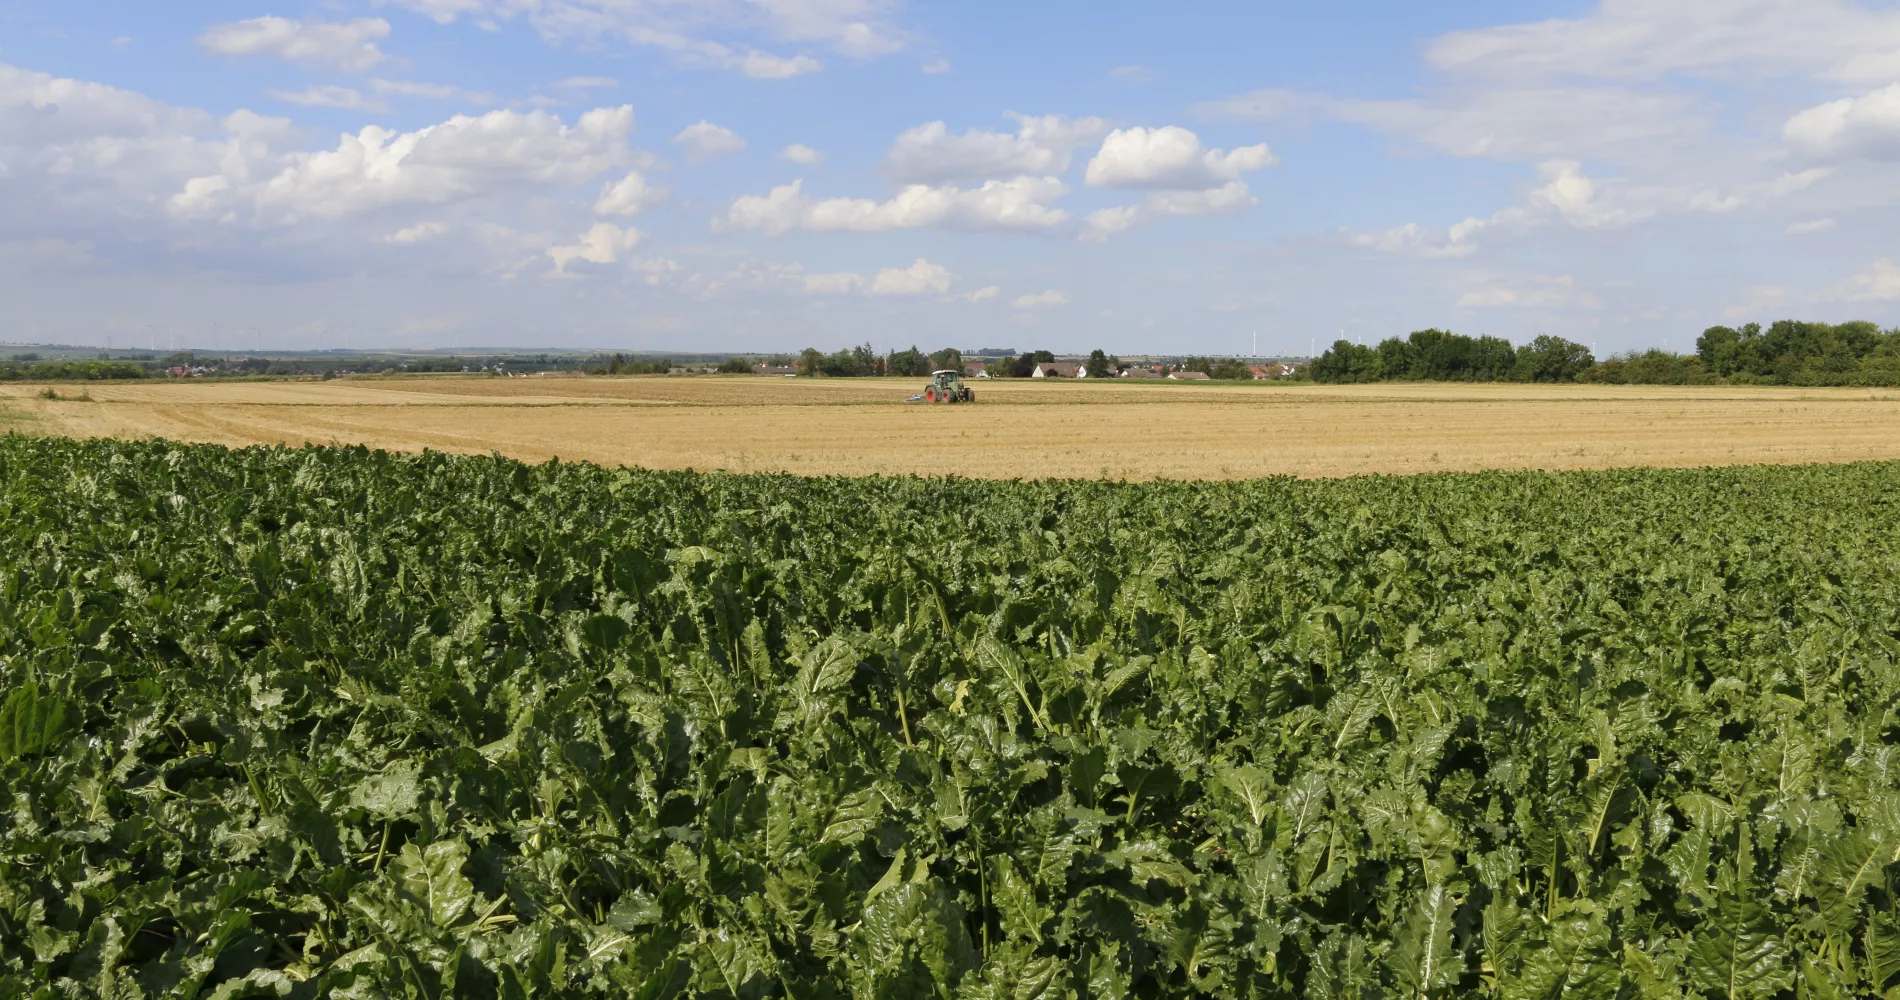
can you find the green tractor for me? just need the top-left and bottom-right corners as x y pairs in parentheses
(924, 369), (974, 403)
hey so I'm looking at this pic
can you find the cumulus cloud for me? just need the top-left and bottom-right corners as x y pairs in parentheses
(1012, 289), (1070, 310)
(548, 222), (641, 273)
(870, 258), (953, 295)
(1786, 218), (1837, 235)
(1079, 180), (1259, 241)
(382, 221), (449, 243)
(719, 177), (1069, 235)
(883, 113), (1110, 184)
(964, 285), (1000, 302)
(1828, 258), (1900, 301)
(1350, 222), (1481, 259)
(1785, 84), (1900, 159)
(594, 170), (667, 216)
(1080, 206), (1143, 243)
(1527, 159), (1646, 229)
(199, 17), (392, 72)
(180, 106), (639, 221)
(675, 121), (747, 161)
(0, 64), (296, 228)
(781, 143), (824, 165)
(1084, 126), (1276, 190)
(790, 258), (954, 296)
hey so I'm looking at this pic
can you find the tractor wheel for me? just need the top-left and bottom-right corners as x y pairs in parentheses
(963, 389), (974, 402)
(926, 389), (935, 402)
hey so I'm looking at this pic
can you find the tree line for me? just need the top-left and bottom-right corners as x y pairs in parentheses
(1311, 321), (1900, 386)
(792, 347), (1250, 379)
(0, 360), (150, 381)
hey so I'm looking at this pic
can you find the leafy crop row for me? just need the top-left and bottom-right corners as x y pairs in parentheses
(3, 436), (1900, 999)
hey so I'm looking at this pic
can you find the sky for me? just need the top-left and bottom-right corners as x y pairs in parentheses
(3, 1), (1900, 356)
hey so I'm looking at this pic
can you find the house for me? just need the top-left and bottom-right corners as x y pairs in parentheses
(756, 364), (798, 376)
(964, 362), (990, 378)
(1031, 362), (1080, 378)
(1168, 371), (1212, 381)
(1119, 367), (1161, 379)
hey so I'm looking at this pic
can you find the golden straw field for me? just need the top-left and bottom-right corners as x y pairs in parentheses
(5, 375), (1900, 479)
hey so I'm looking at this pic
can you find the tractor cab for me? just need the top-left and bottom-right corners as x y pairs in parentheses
(924, 369), (974, 403)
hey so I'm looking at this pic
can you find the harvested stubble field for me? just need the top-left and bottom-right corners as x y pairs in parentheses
(4, 376), (1900, 479)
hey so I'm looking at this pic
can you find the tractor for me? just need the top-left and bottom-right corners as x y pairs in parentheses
(924, 369), (974, 403)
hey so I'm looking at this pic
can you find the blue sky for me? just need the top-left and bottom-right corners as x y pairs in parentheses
(2, 0), (1899, 355)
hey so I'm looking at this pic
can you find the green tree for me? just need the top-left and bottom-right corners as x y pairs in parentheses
(799, 347), (824, 376)
(1085, 349), (1117, 378)
(716, 357), (752, 374)
(887, 347), (931, 378)
(1513, 335), (1595, 383)
(929, 347), (964, 373)
(1376, 337), (1420, 379)
(1310, 340), (1384, 383)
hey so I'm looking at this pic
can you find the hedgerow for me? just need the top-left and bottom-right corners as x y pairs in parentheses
(3, 436), (1898, 999)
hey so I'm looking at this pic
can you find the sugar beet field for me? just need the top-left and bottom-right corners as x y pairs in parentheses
(4, 434), (1900, 999)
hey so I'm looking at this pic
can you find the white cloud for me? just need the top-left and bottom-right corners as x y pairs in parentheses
(1786, 218), (1837, 235)
(1110, 65), (1156, 83)
(199, 17), (392, 72)
(883, 113), (1110, 184)
(1084, 126), (1276, 190)
(372, 79), (498, 105)
(800, 271), (861, 295)
(0, 64), (298, 227)
(870, 258), (953, 295)
(594, 170), (667, 215)
(548, 222), (641, 273)
(1200, 87), (1701, 166)
(781, 143), (824, 165)
(787, 258), (953, 296)
(675, 121), (747, 160)
(382, 221), (449, 243)
(270, 86), (386, 112)
(1785, 83), (1900, 159)
(921, 58), (951, 75)
(1424, 0), (1900, 86)
(242, 106), (637, 220)
(1078, 181), (1258, 241)
(1827, 258), (1900, 301)
(1012, 289), (1070, 310)
(735, 52), (824, 78)
(1350, 222), (1481, 259)
(1528, 159), (1646, 229)
(1145, 181), (1258, 215)
(379, 0), (487, 24)
(375, 0), (902, 76)
(965, 285), (1000, 302)
(719, 177), (1069, 234)
(553, 76), (618, 90)
(1080, 206), (1143, 243)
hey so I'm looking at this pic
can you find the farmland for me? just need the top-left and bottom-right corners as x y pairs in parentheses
(6, 376), (1900, 479)
(5, 433), (1900, 997)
